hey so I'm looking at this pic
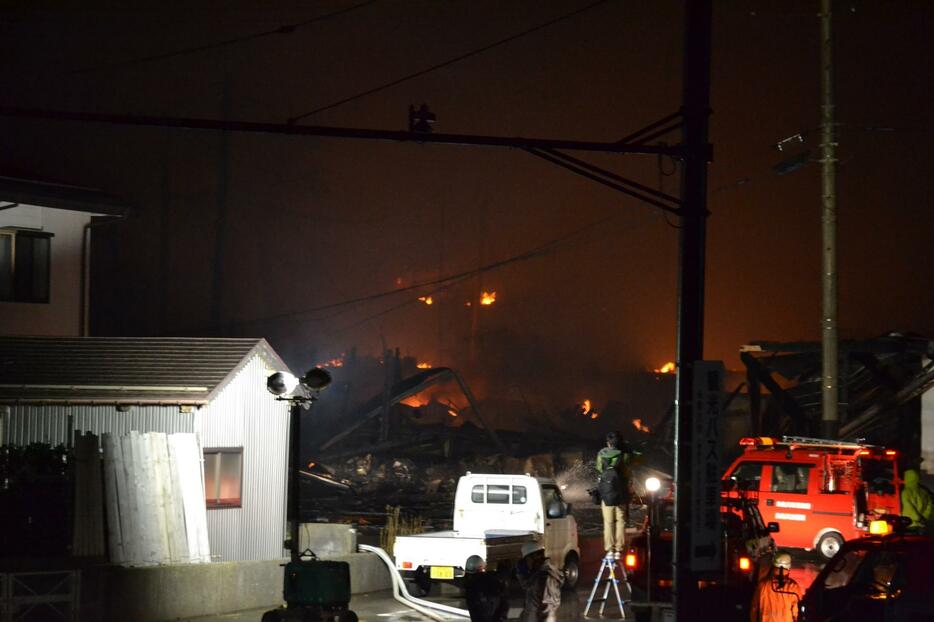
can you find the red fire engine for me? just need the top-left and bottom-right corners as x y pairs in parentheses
(722, 436), (901, 559)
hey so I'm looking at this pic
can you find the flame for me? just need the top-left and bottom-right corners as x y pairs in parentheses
(465, 301), (472, 307)
(317, 357), (344, 368)
(418, 296), (433, 305)
(480, 291), (496, 306)
(632, 418), (650, 433)
(654, 361), (676, 374)
(416, 362), (432, 369)
(580, 399), (600, 420)
(447, 409), (458, 417)
(401, 396), (428, 408)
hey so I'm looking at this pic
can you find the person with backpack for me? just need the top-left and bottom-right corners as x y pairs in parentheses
(596, 431), (632, 559)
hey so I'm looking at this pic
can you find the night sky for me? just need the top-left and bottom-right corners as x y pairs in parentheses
(2, 1), (932, 407)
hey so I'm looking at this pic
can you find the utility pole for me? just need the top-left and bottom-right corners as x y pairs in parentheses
(819, 0), (839, 438)
(673, 1), (712, 620)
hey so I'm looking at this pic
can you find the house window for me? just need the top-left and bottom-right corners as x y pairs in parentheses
(203, 448), (243, 508)
(0, 229), (52, 303)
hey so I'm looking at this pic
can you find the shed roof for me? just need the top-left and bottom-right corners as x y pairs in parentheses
(0, 336), (289, 405)
(0, 175), (129, 216)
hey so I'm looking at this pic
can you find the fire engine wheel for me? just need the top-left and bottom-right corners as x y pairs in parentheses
(562, 553), (580, 590)
(817, 532), (844, 559)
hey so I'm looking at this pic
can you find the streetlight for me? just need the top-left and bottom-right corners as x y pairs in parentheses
(266, 367), (332, 562)
(644, 477), (661, 602)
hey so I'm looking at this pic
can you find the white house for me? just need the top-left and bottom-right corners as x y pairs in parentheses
(0, 336), (293, 562)
(0, 175), (127, 337)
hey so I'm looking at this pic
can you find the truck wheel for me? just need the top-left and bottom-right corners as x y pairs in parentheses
(409, 568), (432, 596)
(817, 532), (843, 559)
(261, 610), (281, 622)
(562, 553), (580, 590)
(338, 610), (358, 622)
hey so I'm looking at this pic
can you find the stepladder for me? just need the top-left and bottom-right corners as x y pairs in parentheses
(584, 555), (631, 618)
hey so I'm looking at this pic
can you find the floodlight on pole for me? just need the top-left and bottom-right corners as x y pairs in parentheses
(265, 367), (332, 564)
(645, 477), (661, 493)
(267, 371), (300, 396)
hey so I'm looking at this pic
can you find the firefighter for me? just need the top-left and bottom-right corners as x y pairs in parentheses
(750, 551), (803, 622)
(900, 469), (933, 533)
(516, 543), (563, 622)
(595, 431), (633, 559)
(463, 555), (509, 622)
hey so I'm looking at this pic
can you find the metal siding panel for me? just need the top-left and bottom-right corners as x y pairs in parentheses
(202, 355), (289, 561)
(6, 404), (193, 445)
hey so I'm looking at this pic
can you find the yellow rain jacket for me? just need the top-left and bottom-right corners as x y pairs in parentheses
(901, 469), (933, 530)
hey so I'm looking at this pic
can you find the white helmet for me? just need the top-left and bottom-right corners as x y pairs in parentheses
(773, 552), (792, 570)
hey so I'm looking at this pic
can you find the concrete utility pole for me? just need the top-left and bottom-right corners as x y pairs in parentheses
(819, 0), (839, 438)
(673, 1), (713, 619)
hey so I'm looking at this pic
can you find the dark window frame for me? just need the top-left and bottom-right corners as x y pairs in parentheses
(0, 228), (53, 304)
(203, 447), (244, 509)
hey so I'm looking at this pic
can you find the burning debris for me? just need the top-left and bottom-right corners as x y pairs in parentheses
(480, 291), (497, 306)
(653, 361), (676, 374)
(417, 296), (433, 305)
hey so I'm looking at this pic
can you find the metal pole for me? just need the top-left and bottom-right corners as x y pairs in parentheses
(287, 401), (301, 562)
(646, 492), (654, 602)
(819, 0), (839, 438)
(673, 1), (713, 620)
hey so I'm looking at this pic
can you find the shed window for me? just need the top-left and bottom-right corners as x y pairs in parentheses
(204, 448), (243, 508)
(471, 485), (485, 503)
(0, 229), (52, 303)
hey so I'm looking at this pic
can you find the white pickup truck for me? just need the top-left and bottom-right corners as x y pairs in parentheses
(393, 473), (580, 593)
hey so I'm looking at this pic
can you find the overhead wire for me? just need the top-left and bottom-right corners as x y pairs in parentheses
(68, 0), (379, 75)
(233, 209), (622, 329)
(287, 0), (612, 123)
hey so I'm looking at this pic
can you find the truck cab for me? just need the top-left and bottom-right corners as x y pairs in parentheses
(723, 436), (901, 559)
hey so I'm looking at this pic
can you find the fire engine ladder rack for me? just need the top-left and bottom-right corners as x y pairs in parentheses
(780, 436), (866, 449)
(584, 556), (630, 618)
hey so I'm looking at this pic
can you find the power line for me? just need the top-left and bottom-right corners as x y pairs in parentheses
(234, 210), (621, 328)
(287, 0), (612, 123)
(68, 0), (378, 75)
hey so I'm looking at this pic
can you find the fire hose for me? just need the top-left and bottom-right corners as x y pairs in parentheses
(358, 544), (469, 620)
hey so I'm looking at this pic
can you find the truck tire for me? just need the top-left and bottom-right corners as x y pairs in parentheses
(817, 531), (843, 560)
(409, 567), (433, 596)
(562, 552), (580, 590)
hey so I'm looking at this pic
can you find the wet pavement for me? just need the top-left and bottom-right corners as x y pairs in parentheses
(184, 548), (828, 622)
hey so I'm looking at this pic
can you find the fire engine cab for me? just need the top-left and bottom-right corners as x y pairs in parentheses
(722, 436), (901, 559)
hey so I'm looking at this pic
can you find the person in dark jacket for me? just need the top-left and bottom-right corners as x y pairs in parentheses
(516, 543), (563, 622)
(463, 555), (509, 622)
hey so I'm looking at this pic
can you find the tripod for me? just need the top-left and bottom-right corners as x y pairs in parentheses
(584, 555), (630, 618)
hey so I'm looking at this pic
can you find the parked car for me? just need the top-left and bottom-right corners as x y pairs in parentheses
(624, 490), (778, 603)
(800, 527), (934, 622)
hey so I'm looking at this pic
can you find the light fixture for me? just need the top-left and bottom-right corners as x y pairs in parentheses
(645, 477), (661, 493)
(266, 371), (299, 397)
(302, 368), (332, 392)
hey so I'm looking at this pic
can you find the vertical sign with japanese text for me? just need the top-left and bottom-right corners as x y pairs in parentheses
(689, 360), (724, 572)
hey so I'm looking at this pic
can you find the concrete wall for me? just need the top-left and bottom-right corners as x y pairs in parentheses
(0, 205), (91, 336)
(98, 552), (390, 622)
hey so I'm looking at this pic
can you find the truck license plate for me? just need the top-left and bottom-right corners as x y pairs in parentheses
(430, 566), (454, 580)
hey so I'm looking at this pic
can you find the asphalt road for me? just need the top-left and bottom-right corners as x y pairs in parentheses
(184, 548), (826, 622)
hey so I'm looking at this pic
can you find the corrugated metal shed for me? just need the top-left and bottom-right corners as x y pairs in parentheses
(0, 336), (293, 562)
(0, 336), (289, 404)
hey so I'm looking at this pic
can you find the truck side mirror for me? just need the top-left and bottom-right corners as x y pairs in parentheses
(547, 500), (565, 519)
(767, 522), (780, 533)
